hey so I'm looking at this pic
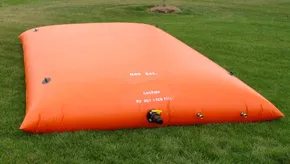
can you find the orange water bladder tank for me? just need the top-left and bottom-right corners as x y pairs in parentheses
(18, 23), (284, 133)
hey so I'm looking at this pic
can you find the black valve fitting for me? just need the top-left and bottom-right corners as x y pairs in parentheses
(147, 109), (163, 124)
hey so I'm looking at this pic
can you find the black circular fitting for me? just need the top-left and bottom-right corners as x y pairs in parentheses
(42, 77), (51, 84)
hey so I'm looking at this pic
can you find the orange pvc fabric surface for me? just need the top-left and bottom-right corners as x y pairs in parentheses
(18, 23), (284, 133)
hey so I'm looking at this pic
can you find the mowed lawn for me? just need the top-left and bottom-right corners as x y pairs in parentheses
(0, 0), (290, 163)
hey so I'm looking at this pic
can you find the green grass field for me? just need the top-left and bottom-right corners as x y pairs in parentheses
(1, 0), (290, 163)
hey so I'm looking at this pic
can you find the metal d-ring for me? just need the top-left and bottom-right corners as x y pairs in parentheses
(240, 112), (247, 118)
(196, 112), (203, 119)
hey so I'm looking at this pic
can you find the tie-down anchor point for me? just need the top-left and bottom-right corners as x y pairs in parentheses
(196, 112), (204, 119)
(240, 112), (248, 118)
